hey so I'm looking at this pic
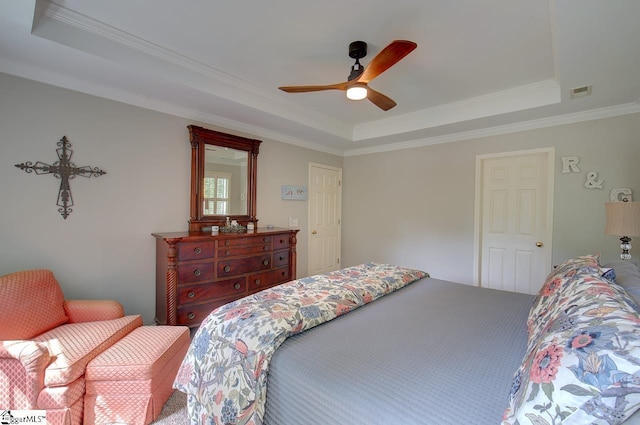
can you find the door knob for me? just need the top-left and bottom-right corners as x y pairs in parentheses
(312, 230), (317, 235)
(535, 241), (544, 247)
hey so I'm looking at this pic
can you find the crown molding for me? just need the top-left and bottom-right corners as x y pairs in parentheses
(353, 79), (561, 141)
(4, 52), (636, 160)
(33, 1), (567, 147)
(33, 1), (261, 92)
(344, 102), (640, 156)
(0, 57), (346, 157)
(10, 2), (640, 158)
(32, 0), (353, 141)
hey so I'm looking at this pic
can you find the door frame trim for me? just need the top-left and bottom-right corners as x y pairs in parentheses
(473, 147), (555, 287)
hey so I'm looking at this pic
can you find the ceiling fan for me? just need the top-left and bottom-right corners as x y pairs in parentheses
(278, 40), (417, 111)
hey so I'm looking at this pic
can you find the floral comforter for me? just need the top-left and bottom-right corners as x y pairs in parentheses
(173, 262), (428, 425)
(503, 255), (640, 424)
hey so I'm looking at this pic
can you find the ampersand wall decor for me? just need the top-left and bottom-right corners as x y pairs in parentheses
(15, 136), (107, 219)
(584, 171), (603, 189)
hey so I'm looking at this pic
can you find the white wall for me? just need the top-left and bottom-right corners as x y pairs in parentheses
(0, 73), (342, 324)
(343, 113), (640, 285)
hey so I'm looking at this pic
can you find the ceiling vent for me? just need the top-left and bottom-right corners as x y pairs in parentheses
(569, 84), (593, 99)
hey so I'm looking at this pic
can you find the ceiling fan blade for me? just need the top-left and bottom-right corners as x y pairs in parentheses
(358, 40), (417, 84)
(367, 87), (397, 111)
(279, 82), (349, 93)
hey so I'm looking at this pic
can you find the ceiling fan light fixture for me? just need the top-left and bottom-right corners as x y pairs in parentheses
(279, 40), (416, 110)
(346, 84), (368, 101)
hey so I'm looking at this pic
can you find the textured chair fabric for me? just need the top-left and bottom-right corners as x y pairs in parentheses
(37, 377), (85, 409)
(0, 269), (68, 340)
(35, 315), (143, 387)
(0, 269), (151, 425)
(0, 340), (51, 407)
(41, 394), (84, 425)
(85, 326), (190, 425)
(63, 300), (125, 323)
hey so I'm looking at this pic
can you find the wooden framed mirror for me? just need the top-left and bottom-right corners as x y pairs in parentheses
(188, 125), (261, 231)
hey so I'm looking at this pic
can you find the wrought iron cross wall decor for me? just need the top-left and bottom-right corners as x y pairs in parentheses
(15, 136), (106, 219)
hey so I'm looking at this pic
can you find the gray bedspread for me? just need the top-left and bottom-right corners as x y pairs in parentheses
(264, 277), (534, 425)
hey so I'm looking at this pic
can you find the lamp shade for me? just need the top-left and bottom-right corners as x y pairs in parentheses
(605, 202), (640, 237)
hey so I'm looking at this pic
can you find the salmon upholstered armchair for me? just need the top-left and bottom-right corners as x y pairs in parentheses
(0, 269), (143, 424)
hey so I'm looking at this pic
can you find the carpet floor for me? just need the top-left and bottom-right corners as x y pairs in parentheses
(151, 390), (188, 425)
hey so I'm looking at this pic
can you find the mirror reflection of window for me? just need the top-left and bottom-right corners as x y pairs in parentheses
(203, 172), (231, 215)
(204, 147), (248, 216)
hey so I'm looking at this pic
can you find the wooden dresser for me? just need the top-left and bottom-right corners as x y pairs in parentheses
(153, 228), (298, 327)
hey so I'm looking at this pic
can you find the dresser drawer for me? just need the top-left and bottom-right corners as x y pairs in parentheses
(177, 298), (237, 327)
(217, 243), (272, 258)
(154, 229), (298, 327)
(273, 234), (290, 250)
(272, 250), (289, 267)
(178, 241), (214, 261)
(177, 278), (246, 305)
(218, 236), (272, 248)
(218, 254), (271, 277)
(177, 262), (214, 283)
(248, 267), (291, 293)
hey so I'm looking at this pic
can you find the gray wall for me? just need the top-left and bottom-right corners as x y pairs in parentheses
(343, 113), (640, 284)
(2, 70), (638, 324)
(0, 72), (342, 324)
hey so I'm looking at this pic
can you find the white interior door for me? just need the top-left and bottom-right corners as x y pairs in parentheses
(475, 149), (554, 294)
(308, 163), (342, 276)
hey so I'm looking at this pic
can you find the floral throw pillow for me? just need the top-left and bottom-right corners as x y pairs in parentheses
(527, 255), (600, 342)
(503, 267), (640, 424)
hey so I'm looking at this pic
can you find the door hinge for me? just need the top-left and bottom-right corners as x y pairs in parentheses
(337, 258), (340, 264)
(338, 180), (341, 186)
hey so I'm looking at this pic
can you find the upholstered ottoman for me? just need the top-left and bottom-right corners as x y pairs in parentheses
(84, 326), (190, 425)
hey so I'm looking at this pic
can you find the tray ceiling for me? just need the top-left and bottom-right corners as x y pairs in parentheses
(0, 0), (638, 155)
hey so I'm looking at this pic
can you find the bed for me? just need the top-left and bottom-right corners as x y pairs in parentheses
(174, 259), (640, 425)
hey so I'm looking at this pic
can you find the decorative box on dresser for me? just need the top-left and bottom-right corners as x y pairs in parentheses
(153, 228), (298, 327)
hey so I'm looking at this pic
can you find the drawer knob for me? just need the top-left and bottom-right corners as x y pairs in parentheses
(187, 312), (195, 320)
(279, 256), (284, 261)
(263, 245), (269, 251)
(234, 283), (241, 290)
(194, 269), (201, 277)
(279, 239), (284, 243)
(224, 265), (231, 273)
(263, 259), (269, 266)
(225, 250), (231, 256)
(263, 237), (268, 242)
(225, 241), (230, 246)
(254, 279), (261, 285)
(188, 291), (195, 298)
(194, 247), (202, 254)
